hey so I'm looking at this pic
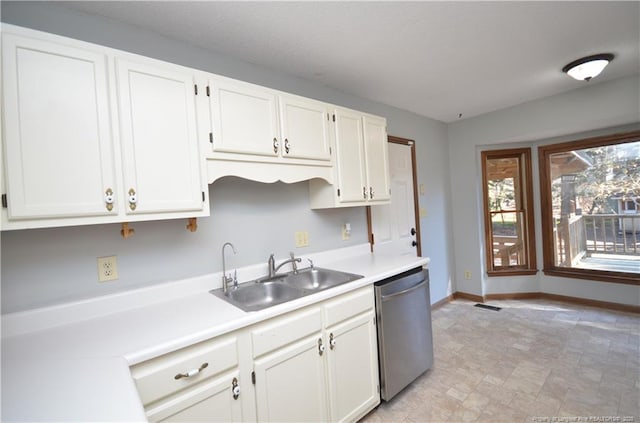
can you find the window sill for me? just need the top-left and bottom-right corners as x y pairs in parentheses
(487, 269), (538, 277)
(543, 268), (640, 286)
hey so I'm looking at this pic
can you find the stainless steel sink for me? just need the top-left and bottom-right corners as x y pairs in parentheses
(211, 267), (363, 312)
(285, 267), (362, 291)
(212, 281), (304, 312)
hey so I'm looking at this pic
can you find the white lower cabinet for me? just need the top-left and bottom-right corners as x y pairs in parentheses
(253, 334), (329, 422)
(250, 286), (379, 423)
(251, 307), (328, 422)
(323, 286), (380, 423)
(145, 372), (243, 422)
(130, 286), (379, 423)
(326, 311), (379, 422)
(130, 334), (244, 423)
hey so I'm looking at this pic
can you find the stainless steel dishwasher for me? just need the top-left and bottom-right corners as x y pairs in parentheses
(374, 267), (433, 401)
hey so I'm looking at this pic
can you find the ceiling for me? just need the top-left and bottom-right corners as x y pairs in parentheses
(58, 1), (640, 123)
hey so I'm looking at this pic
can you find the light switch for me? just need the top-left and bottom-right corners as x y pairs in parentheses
(419, 184), (426, 195)
(419, 207), (427, 218)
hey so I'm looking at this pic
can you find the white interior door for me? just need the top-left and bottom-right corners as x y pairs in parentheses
(370, 142), (418, 256)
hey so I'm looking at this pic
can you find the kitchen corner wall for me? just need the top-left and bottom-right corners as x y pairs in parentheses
(447, 75), (640, 305)
(0, 2), (454, 313)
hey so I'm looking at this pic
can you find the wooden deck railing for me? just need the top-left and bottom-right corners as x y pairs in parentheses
(582, 214), (639, 255)
(554, 214), (640, 265)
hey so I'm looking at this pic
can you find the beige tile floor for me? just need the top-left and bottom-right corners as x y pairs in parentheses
(361, 298), (640, 423)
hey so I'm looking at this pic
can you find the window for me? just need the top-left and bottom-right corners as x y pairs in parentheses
(481, 148), (537, 275)
(538, 131), (640, 285)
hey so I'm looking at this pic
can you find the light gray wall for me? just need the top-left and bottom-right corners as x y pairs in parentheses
(0, 2), (454, 312)
(447, 75), (640, 305)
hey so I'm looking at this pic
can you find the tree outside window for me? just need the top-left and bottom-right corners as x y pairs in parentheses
(539, 131), (640, 285)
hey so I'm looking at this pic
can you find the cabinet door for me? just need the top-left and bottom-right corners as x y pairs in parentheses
(363, 115), (391, 202)
(254, 334), (329, 423)
(116, 58), (204, 214)
(145, 372), (243, 423)
(2, 34), (116, 219)
(279, 95), (331, 162)
(333, 109), (367, 204)
(326, 312), (379, 423)
(210, 80), (280, 157)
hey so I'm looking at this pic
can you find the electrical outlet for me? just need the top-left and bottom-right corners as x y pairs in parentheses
(419, 184), (426, 195)
(97, 256), (118, 282)
(464, 270), (472, 280)
(295, 231), (309, 248)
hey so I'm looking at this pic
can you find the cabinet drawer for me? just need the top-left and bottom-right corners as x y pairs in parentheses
(252, 307), (322, 358)
(324, 286), (374, 328)
(131, 335), (238, 406)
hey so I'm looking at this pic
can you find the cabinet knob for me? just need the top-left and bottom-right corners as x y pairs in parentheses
(318, 338), (325, 356)
(104, 188), (115, 211)
(174, 362), (208, 380)
(284, 138), (290, 154)
(411, 228), (416, 236)
(329, 333), (336, 350)
(370, 187), (374, 199)
(232, 377), (240, 400)
(273, 138), (279, 154)
(128, 188), (137, 211)
(363, 187), (368, 200)
(412, 240), (418, 247)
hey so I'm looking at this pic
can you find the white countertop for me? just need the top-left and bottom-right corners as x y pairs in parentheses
(2, 245), (428, 422)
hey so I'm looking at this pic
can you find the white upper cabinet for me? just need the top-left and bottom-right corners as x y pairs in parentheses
(363, 115), (391, 202)
(116, 58), (204, 215)
(1, 26), (209, 230)
(209, 79), (280, 158)
(334, 108), (368, 204)
(205, 77), (333, 184)
(309, 108), (391, 208)
(2, 33), (116, 220)
(278, 94), (331, 162)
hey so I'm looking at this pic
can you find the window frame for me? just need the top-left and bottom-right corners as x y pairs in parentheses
(481, 147), (538, 276)
(538, 130), (640, 286)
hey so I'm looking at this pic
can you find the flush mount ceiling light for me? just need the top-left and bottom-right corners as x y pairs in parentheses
(562, 53), (614, 81)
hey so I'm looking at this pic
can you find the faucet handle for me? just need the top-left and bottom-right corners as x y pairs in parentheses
(233, 270), (238, 288)
(289, 252), (300, 274)
(307, 258), (314, 269)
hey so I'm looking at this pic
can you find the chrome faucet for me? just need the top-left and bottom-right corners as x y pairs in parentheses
(267, 252), (302, 278)
(222, 242), (237, 293)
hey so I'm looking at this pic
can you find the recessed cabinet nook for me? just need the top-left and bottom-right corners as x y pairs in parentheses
(1, 24), (389, 422)
(1, 24), (390, 230)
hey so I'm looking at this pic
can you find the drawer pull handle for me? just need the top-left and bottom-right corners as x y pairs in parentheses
(318, 338), (325, 356)
(329, 332), (336, 350)
(174, 362), (209, 380)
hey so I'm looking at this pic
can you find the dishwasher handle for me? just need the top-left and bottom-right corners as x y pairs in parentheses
(380, 279), (427, 302)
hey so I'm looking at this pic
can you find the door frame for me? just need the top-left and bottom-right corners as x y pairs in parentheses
(366, 135), (422, 256)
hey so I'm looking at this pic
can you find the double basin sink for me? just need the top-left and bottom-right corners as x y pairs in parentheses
(211, 267), (363, 312)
